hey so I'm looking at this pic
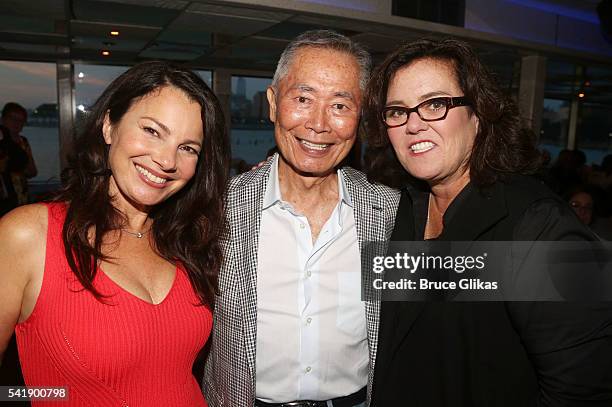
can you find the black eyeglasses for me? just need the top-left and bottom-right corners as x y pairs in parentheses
(381, 96), (470, 128)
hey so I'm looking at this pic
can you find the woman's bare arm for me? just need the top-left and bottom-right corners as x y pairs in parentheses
(0, 204), (46, 365)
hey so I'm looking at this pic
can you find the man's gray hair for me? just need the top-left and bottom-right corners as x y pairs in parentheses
(271, 29), (371, 91)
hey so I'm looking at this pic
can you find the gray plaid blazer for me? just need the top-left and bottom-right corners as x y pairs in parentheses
(203, 156), (400, 406)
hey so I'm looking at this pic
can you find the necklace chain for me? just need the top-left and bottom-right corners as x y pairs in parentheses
(121, 228), (150, 239)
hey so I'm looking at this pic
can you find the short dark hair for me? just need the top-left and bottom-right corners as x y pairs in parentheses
(1, 102), (27, 118)
(56, 61), (230, 306)
(364, 38), (541, 188)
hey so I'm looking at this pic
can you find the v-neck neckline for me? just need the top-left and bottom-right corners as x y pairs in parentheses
(97, 264), (179, 306)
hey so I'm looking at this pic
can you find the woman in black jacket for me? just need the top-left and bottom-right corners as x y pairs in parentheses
(364, 38), (612, 406)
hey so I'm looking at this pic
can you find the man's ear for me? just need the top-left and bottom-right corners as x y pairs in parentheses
(102, 111), (113, 145)
(266, 87), (277, 123)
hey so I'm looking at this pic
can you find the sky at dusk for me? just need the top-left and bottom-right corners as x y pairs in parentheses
(0, 61), (57, 110)
(0, 60), (270, 112)
(0, 61), (273, 182)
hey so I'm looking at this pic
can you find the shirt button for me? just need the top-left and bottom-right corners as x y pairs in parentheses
(306, 270), (312, 277)
(299, 223), (305, 229)
(306, 317), (312, 324)
(305, 366), (312, 373)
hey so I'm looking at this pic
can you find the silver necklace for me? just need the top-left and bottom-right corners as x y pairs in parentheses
(122, 229), (150, 238)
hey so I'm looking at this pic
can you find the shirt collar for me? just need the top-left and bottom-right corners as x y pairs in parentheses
(262, 154), (353, 210)
(262, 154), (282, 210)
(337, 169), (353, 208)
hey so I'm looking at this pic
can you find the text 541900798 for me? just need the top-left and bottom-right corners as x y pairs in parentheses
(0, 386), (68, 401)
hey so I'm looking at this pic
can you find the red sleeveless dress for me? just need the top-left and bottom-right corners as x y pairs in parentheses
(15, 203), (212, 406)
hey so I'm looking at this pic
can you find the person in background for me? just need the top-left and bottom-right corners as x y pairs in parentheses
(566, 186), (612, 240)
(545, 148), (591, 196)
(588, 154), (612, 190)
(364, 38), (612, 406)
(0, 103), (37, 205)
(0, 61), (229, 407)
(0, 124), (29, 216)
(566, 187), (595, 226)
(584, 155), (612, 240)
(204, 30), (400, 407)
(0, 106), (33, 399)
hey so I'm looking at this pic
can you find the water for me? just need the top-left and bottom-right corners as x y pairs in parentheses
(231, 128), (275, 165)
(21, 126), (60, 184)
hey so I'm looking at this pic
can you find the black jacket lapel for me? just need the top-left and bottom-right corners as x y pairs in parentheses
(378, 182), (509, 383)
(441, 182), (508, 241)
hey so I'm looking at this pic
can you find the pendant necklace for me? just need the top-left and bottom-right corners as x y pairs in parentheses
(122, 229), (150, 239)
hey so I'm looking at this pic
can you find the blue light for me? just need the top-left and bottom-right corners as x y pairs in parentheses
(299, 0), (377, 12)
(504, 0), (600, 24)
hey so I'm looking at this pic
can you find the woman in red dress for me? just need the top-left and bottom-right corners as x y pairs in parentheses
(0, 61), (229, 406)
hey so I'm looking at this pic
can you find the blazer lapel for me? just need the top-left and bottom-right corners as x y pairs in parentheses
(341, 168), (388, 400)
(228, 161), (273, 388)
(441, 182), (508, 241)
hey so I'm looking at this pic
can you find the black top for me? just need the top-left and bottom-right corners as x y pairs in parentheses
(373, 175), (612, 407)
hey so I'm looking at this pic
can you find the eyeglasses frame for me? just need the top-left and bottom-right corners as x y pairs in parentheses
(381, 96), (470, 128)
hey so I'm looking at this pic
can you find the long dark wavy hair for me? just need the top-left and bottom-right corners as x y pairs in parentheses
(364, 38), (541, 188)
(55, 61), (229, 307)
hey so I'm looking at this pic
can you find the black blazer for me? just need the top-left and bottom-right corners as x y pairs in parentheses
(373, 175), (612, 407)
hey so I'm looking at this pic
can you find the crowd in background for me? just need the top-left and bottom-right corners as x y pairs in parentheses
(541, 149), (612, 239)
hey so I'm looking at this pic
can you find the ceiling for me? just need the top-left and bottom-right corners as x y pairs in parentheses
(0, 0), (610, 103)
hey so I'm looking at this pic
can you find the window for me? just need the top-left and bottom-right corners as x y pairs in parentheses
(575, 64), (612, 166)
(0, 60), (59, 199)
(576, 103), (612, 166)
(75, 64), (129, 116)
(74, 64), (211, 124)
(230, 76), (274, 171)
(197, 70), (212, 87)
(540, 98), (570, 162)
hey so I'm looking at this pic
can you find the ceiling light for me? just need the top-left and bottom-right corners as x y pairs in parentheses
(77, 72), (84, 79)
(578, 92), (585, 98)
(110, 31), (119, 36)
(102, 50), (111, 56)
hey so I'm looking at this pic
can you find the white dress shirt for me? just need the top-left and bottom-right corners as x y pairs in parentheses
(255, 156), (368, 402)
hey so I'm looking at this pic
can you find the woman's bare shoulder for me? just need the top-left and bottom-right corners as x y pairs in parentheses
(0, 204), (48, 252)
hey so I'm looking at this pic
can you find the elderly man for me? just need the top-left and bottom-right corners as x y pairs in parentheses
(203, 30), (399, 406)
